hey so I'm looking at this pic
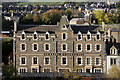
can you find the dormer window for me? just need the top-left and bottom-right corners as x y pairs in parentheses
(87, 31), (91, 40)
(96, 34), (100, 40)
(110, 48), (117, 55)
(96, 32), (101, 40)
(33, 32), (38, 40)
(87, 34), (90, 40)
(77, 31), (82, 40)
(22, 31), (25, 40)
(63, 25), (66, 28)
(45, 32), (49, 40)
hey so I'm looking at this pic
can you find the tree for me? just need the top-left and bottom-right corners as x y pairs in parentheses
(107, 65), (120, 78)
(104, 14), (109, 24)
(2, 61), (19, 79)
(93, 10), (104, 24)
(25, 13), (33, 20)
(33, 13), (39, 24)
(42, 9), (64, 25)
(65, 8), (72, 20)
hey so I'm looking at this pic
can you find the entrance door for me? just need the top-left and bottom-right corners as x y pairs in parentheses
(86, 69), (90, 73)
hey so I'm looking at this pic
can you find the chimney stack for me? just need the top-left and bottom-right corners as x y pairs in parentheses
(13, 17), (19, 37)
(102, 22), (105, 31)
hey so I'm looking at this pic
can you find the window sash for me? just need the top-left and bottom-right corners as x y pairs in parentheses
(34, 44), (37, 50)
(87, 45), (90, 50)
(33, 58), (37, 64)
(22, 44), (25, 50)
(87, 58), (90, 65)
(96, 58), (100, 65)
(21, 58), (25, 64)
(78, 45), (81, 51)
(45, 58), (49, 64)
(77, 58), (81, 64)
(62, 58), (66, 64)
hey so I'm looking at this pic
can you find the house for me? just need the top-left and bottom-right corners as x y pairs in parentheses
(13, 15), (107, 75)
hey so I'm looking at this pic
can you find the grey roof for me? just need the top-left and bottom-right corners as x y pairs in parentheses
(110, 27), (120, 32)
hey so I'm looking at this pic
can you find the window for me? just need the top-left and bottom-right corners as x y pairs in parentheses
(77, 44), (82, 51)
(78, 34), (82, 40)
(62, 33), (67, 40)
(77, 69), (82, 73)
(87, 34), (90, 40)
(86, 58), (90, 65)
(63, 25), (66, 29)
(33, 34), (37, 40)
(87, 45), (91, 51)
(21, 44), (26, 51)
(77, 58), (82, 65)
(45, 44), (50, 51)
(32, 68), (37, 73)
(20, 68), (26, 74)
(44, 69), (50, 73)
(21, 57), (26, 65)
(22, 34), (25, 39)
(45, 57), (50, 65)
(95, 69), (101, 73)
(110, 49), (117, 55)
(96, 34), (100, 40)
(45, 34), (49, 40)
(110, 58), (116, 65)
(33, 57), (38, 65)
(33, 44), (38, 51)
(62, 44), (67, 51)
(96, 58), (100, 65)
(96, 45), (100, 51)
(62, 57), (67, 65)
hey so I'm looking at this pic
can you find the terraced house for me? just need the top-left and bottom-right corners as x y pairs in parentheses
(13, 15), (107, 74)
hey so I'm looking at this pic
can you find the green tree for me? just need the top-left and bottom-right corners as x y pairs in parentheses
(65, 8), (72, 20)
(2, 61), (19, 79)
(25, 13), (33, 19)
(93, 10), (104, 24)
(107, 65), (120, 78)
(42, 9), (64, 25)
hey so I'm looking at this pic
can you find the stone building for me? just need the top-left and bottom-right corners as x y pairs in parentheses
(13, 15), (107, 74)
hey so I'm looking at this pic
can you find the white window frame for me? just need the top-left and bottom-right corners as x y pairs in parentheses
(62, 32), (67, 40)
(44, 43), (50, 51)
(32, 43), (38, 51)
(77, 31), (82, 40)
(32, 56), (38, 65)
(85, 57), (92, 65)
(86, 44), (92, 52)
(110, 48), (117, 55)
(45, 32), (50, 40)
(20, 43), (26, 51)
(95, 44), (101, 52)
(62, 24), (67, 30)
(18, 67), (27, 74)
(76, 43), (82, 52)
(86, 31), (91, 40)
(44, 56), (50, 65)
(20, 56), (27, 65)
(21, 31), (26, 40)
(95, 57), (101, 66)
(33, 31), (38, 40)
(61, 43), (68, 51)
(76, 56), (82, 65)
(61, 56), (67, 66)
(96, 32), (101, 40)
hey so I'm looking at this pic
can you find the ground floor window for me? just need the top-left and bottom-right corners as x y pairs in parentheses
(95, 69), (101, 73)
(20, 68), (26, 74)
(86, 69), (91, 73)
(44, 69), (50, 73)
(32, 68), (37, 73)
(77, 69), (82, 73)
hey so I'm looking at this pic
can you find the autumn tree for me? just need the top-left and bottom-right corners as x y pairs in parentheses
(25, 13), (33, 20)
(107, 65), (120, 78)
(33, 13), (39, 24)
(104, 13), (109, 24)
(93, 10), (104, 24)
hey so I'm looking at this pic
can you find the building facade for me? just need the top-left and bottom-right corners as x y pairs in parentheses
(13, 15), (107, 74)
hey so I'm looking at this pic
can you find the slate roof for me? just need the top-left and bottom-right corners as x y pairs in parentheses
(110, 27), (120, 32)
(17, 24), (103, 34)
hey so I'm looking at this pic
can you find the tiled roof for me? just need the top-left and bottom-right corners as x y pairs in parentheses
(110, 27), (119, 32)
